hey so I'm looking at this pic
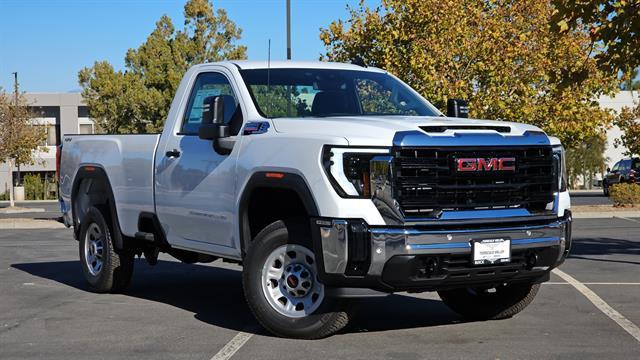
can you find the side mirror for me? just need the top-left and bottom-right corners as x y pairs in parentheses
(199, 96), (229, 140)
(202, 96), (225, 125)
(607, 167), (611, 173)
(447, 99), (469, 118)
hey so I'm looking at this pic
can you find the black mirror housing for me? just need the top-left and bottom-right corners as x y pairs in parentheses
(198, 123), (229, 140)
(447, 99), (469, 118)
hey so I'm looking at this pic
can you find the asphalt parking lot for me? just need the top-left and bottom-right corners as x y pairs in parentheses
(1, 218), (639, 360)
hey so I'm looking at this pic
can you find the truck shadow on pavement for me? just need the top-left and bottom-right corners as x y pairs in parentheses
(12, 259), (464, 336)
(569, 237), (640, 265)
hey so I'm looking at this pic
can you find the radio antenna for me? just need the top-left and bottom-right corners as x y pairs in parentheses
(267, 39), (272, 116)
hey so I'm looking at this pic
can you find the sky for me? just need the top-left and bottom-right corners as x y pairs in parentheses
(0, 0), (376, 93)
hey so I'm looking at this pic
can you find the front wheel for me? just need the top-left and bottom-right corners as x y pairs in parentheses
(242, 220), (352, 339)
(603, 181), (609, 196)
(438, 282), (540, 320)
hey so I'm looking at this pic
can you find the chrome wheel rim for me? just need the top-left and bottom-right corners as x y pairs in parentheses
(261, 244), (324, 318)
(84, 223), (104, 276)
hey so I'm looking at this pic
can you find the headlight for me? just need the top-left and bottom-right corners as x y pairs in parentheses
(322, 146), (390, 198)
(553, 145), (567, 192)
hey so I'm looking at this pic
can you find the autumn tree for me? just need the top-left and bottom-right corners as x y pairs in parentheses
(79, 0), (247, 134)
(0, 88), (47, 207)
(320, 0), (618, 148)
(614, 102), (640, 156)
(552, 0), (640, 79)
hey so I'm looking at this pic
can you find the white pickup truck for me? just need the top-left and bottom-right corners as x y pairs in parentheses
(59, 60), (572, 339)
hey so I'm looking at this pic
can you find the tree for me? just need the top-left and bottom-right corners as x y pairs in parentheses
(552, 0), (640, 79)
(614, 101), (640, 157)
(320, 0), (619, 148)
(79, 0), (247, 134)
(620, 67), (640, 90)
(566, 134), (608, 189)
(0, 88), (47, 207)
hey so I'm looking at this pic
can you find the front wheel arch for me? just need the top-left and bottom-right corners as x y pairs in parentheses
(238, 171), (319, 257)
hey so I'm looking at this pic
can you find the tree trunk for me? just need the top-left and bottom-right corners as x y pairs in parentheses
(7, 158), (15, 207)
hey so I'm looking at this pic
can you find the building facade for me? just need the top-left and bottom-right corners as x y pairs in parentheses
(599, 91), (639, 168)
(0, 93), (94, 196)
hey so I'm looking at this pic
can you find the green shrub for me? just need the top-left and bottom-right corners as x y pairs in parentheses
(609, 183), (640, 207)
(23, 173), (44, 200)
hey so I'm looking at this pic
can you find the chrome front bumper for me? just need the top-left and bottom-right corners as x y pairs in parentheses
(313, 214), (572, 289)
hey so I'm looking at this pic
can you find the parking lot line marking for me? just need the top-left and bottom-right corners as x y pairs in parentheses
(210, 331), (253, 360)
(545, 282), (640, 285)
(553, 268), (640, 343)
(615, 216), (640, 224)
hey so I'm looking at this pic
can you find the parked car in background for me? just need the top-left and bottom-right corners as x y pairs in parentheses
(603, 158), (640, 196)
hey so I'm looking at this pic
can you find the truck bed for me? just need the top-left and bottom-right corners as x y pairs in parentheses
(59, 134), (161, 236)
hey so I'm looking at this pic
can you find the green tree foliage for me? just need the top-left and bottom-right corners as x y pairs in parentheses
(620, 67), (640, 90)
(23, 173), (44, 200)
(79, 0), (247, 133)
(565, 134), (608, 188)
(0, 88), (48, 207)
(552, 0), (640, 78)
(614, 101), (640, 156)
(320, 0), (618, 148)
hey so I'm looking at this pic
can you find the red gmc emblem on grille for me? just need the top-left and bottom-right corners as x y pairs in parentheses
(456, 157), (516, 172)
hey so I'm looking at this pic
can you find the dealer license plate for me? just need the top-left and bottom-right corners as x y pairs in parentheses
(472, 239), (511, 265)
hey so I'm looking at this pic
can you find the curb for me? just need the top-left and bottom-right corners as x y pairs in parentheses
(0, 219), (67, 230)
(0, 208), (45, 214)
(572, 211), (640, 219)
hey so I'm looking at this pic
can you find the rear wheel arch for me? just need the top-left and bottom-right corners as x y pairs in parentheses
(71, 166), (124, 249)
(238, 172), (319, 257)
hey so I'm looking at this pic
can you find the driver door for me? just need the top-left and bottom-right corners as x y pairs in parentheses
(155, 71), (243, 253)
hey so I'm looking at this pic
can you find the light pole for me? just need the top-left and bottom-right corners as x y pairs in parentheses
(12, 72), (18, 108)
(11, 72), (21, 187)
(286, 0), (291, 60)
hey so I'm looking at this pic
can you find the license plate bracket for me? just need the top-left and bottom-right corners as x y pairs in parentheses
(472, 238), (511, 265)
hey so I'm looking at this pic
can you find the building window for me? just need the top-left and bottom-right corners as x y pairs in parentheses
(79, 124), (94, 134)
(78, 106), (89, 118)
(38, 125), (58, 146)
(29, 106), (60, 118)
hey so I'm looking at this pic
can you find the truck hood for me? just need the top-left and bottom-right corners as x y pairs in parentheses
(271, 116), (548, 146)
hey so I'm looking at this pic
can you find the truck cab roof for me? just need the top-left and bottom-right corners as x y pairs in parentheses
(191, 60), (387, 73)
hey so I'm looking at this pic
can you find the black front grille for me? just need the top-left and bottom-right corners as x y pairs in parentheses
(393, 146), (555, 217)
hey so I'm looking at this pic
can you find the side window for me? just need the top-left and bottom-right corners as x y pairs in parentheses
(612, 162), (621, 171)
(633, 160), (640, 171)
(181, 72), (242, 134)
(622, 160), (631, 171)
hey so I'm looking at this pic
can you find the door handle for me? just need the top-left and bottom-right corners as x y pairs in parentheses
(165, 149), (181, 158)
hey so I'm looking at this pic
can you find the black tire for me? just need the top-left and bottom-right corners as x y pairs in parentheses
(438, 282), (540, 320)
(78, 206), (134, 293)
(242, 220), (352, 339)
(603, 181), (609, 196)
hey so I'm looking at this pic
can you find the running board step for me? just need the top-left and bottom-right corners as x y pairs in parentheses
(135, 232), (155, 242)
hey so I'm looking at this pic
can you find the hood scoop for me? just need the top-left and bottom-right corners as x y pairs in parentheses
(420, 125), (511, 133)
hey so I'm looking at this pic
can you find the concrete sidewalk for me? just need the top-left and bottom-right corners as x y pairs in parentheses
(0, 218), (66, 230)
(572, 205), (640, 219)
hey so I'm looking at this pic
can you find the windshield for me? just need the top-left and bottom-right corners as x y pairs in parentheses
(239, 68), (441, 118)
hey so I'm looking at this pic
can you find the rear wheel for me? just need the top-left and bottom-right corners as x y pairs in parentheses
(242, 220), (352, 339)
(438, 282), (540, 320)
(79, 206), (134, 293)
